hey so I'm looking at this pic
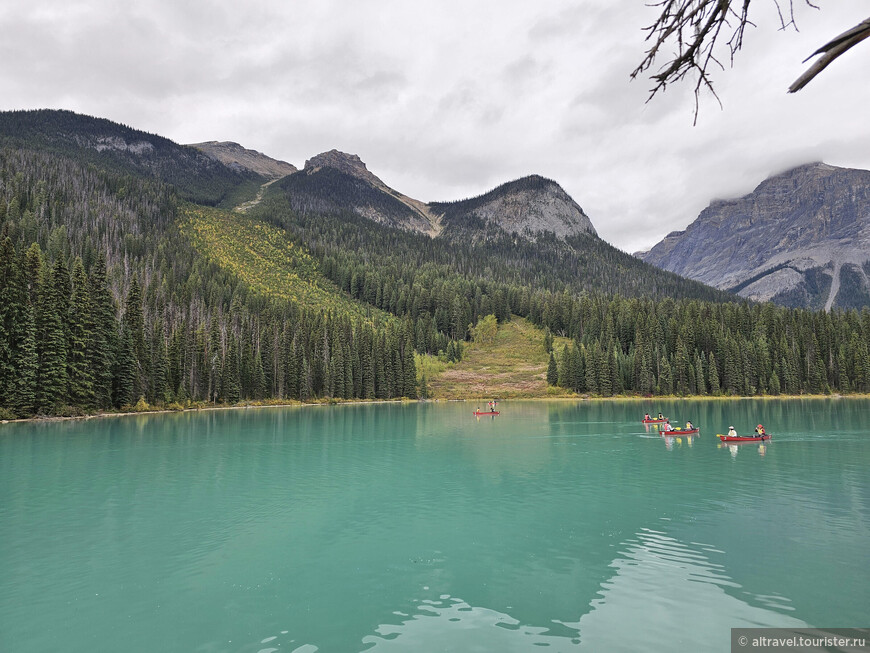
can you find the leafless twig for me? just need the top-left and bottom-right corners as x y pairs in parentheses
(631, 1), (846, 123)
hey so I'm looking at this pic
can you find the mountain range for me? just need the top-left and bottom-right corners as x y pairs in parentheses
(640, 162), (870, 310)
(2, 108), (869, 418)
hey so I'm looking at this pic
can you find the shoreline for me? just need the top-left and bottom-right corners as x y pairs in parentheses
(2, 392), (868, 426)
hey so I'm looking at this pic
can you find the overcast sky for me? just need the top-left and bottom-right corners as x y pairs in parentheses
(2, 0), (869, 252)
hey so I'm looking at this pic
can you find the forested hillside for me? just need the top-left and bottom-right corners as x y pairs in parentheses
(0, 109), (261, 207)
(248, 192), (870, 398)
(0, 147), (424, 418)
(1, 110), (869, 420)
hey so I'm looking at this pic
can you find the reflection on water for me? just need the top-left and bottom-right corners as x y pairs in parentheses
(1, 400), (868, 653)
(363, 592), (580, 652)
(570, 528), (806, 652)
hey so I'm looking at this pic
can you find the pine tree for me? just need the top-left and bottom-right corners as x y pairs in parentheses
(68, 258), (95, 409)
(376, 335), (388, 399)
(114, 325), (136, 408)
(10, 300), (38, 416)
(585, 343), (599, 394)
(708, 352), (720, 395)
(150, 320), (169, 405)
(547, 351), (558, 386)
(36, 260), (69, 412)
(208, 313), (223, 403)
(598, 344), (612, 396)
(0, 238), (18, 398)
(610, 344), (622, 395)
(658, 355), (673, 395)
(363, 338), (376, 399)
(88, 254), (116, 409)
(252, 349), (266, 399)
(124, 276), (146, 399)
(223, 335), (241, 403)
(403, 335), (417, 398)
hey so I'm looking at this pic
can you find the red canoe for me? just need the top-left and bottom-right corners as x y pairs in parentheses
(474, 411), (500, 416)
(642, 418), (668, 424)
(718, 434), (770, 442)
(662, 428), (699, 435)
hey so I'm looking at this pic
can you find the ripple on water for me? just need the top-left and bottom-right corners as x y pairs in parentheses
(362, 593), (579, 652)
(561, 527), (807, 652)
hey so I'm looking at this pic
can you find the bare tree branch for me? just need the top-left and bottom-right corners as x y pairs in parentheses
(631, 1), (870, 121)
(631, 0), (759, 123)
(788, 17), (870, 92)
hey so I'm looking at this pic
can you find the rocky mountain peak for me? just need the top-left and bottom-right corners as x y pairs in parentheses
(190, 140), (297, 179)
(641, 162), (870, 309)
(430, 174), (597, 240)
(303, 149), (384, 187)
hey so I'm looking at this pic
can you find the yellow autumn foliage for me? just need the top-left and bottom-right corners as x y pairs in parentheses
(179, 204), (385, 321)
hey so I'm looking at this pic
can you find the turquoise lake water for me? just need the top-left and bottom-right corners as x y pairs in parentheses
(1, 399), (868, 652)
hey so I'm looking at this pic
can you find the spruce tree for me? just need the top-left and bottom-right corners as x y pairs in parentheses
(36, 260), (69, 412)
(10, 300), (38, 416)
(363, 339), (376, 399)
(403, 335), (417, 398)
(114, 325), (136, 408)
(0, 238), (18, 398)
(658, 355), (673, 395)
(546, 351), (558, 386)
(708, 352), (720, 395)
(88, 254), (117, 409)
(68, 258), (95, 409)
(223, 335), (241, 404)
(150, 320), (169, 405)
(124, 276), (146, 399)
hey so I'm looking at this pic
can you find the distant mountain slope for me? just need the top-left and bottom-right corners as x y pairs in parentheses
(430, 175), (597, 240)
(180, 205), (388, 320)
(189, 141), (297, 179)
(641, 163), (870, 309)
(273, 153), (596, 241)
(275, 150), (438, 234)
(0, 109), (261, 206)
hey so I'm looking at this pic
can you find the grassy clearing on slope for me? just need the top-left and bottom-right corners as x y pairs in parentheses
(426, 317), (576, 399)
(180, 204), (384, 320)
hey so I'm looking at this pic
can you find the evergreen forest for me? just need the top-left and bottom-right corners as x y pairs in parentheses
(1, 111), (869, 419)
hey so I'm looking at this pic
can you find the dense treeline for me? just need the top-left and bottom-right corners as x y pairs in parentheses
(536, 294), (870, 396)
(0, 148), (421, 418)
(2, 139), (870, 420)
(252, 194), (870, 397)
(275, 166), (417, 225)
(255, 193), (734, 318)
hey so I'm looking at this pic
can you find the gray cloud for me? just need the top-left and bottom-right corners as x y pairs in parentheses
(2, 0), (869, 253)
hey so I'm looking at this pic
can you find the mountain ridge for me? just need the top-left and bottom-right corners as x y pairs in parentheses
(641, 162), (870, 309)
(190, 140), (297, 179)
(0, 109), (260, 206)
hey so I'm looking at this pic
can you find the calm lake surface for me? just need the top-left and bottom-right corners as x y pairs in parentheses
(2, 399), (869, 652)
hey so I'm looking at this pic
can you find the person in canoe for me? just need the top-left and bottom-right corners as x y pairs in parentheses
(727, 426), (737, 437)
(755, 424), (766, 438)
(644, 413), (651, 421)
(686, 420), (694, 430)
(663, 420), (673, 431)
(657, 412), (664, 420)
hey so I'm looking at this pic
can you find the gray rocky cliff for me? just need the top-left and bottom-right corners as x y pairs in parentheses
(190, 141), (297, 179)
(641, 163), (870, 309)
(430, 175), (597, 241)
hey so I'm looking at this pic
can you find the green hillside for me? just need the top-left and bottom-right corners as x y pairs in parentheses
(0, 109), (261, 207)
(2, 110), (870, 421)
(180, 204), (385, 321)
(426, 317), (574, 399)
